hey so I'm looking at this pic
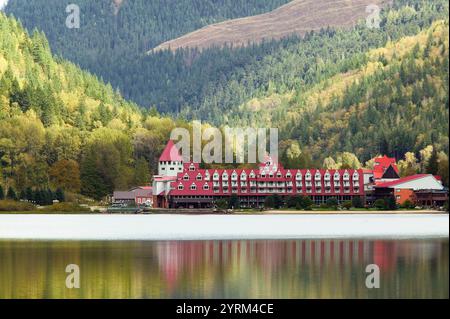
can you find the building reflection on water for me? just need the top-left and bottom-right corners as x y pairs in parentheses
(0, 239), (448, 299)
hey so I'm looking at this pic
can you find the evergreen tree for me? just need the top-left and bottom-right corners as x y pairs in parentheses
(352, 196), (364, 208)
(55, 188), (65, 202)
(228, 194), (240, 209)
(286, 196), (298, 208)
(386, 196), (398, 211)
(26, 187), (33, 202)
(6, 186), (17, 200)
(33, 190), (42, 205)
(426, 146), (439, 175)
(19, 189), (27, 200)
(134, 157), (151, 186)
(301, 196), (313, 209)
(45, 189), (54, 205)
(264, 196), (275, 209)
(270, 194), (284, 209)
(326, 198), (338, 209)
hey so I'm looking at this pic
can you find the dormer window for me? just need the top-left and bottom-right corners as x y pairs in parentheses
(277, 172), (282, 178)
(213, 171), (220, 180)
(249, 171), (256, 178)
(241, 172), (247, 180)
(222, 172), (229, 180)
(305, 171), (312, 180)
(189, 164), (196, 171)
(334, 172), (340, 180)
(190, 183), (197, 191)
(231, 171), (238, 180)
(178, 184), (184, 190)
(183, 174), (189, 181)
(286, 171), (292, 178)
(203, 183), (209, 190)
(196, 173), (202, 181)
(204, 172), (210, 181)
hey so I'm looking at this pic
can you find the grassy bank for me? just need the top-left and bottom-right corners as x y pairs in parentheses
(0, 201), (92, 214)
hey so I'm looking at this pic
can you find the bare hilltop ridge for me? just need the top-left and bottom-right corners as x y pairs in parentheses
(151, 0), (389, 53)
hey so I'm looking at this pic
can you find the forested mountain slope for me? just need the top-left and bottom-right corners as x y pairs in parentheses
(272, 21), (449, 164)
(0, 13), (183, 199)
(153, 0), (387, 52)
(5, 0), (448, 121)
(4, 0), (289, 106)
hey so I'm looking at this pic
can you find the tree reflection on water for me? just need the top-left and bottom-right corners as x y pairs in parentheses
(0, 239), (447, 298)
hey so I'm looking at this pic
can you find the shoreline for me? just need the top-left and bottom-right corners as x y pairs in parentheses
(0, 213), (448, 241)
(0, 209), (445, 215)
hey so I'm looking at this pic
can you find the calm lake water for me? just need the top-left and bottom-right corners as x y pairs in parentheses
(0, 239), (448, 299)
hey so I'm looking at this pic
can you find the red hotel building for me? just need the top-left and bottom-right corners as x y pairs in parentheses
(153, 140), (366, 209)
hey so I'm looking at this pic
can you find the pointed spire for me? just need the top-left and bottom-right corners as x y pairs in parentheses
(159, 140), (183, 162)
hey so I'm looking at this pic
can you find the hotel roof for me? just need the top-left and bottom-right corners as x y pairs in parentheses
(375, 174), (430, 188)
(159, 140), (183, 162)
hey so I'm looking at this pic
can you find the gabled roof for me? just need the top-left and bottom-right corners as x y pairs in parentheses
(159, 140), (183, 162)
(113, 191), (135, 200)
(373, 155), (399, 179)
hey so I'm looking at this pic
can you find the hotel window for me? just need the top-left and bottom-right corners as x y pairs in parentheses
(189, 164), (195, 171)
(203, 184), (209, 190)
(196, 174), (202, 181)
(277, 172), (282, 178)
(183, 175), (189, 181)
(286, 173), (292, 178)
(190, 184), (197, 191)
(178, 185), (184, 190)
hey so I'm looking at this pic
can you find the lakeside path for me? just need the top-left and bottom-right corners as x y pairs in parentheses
(0, 214), (448, 240)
